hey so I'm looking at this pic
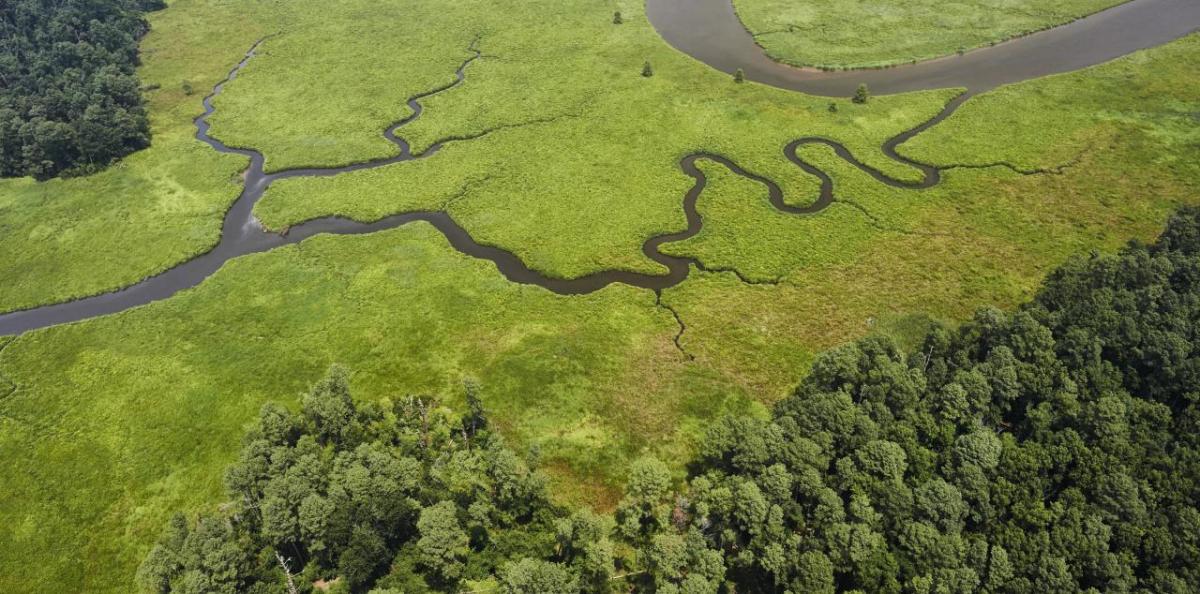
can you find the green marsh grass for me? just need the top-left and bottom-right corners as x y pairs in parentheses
(238, 0), (955, 279)
(0, 225), (757, 592)
(0, 0), (272, 314)
(734, 0), (1128, 69)
(0, 0), (1198, 590)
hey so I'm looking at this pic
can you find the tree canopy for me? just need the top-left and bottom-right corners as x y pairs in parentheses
(137, 375), (577, 594)
(0, 0), (164, 179)
(141, 207), (1200, 592)
(655, 206), (1200, 593)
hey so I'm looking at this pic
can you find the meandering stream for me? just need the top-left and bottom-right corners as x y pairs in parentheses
(1, 0), (1197, 335)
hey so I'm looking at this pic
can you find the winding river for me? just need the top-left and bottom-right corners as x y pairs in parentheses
(647, 0), (1200, 96)
(1, 0), (1198, 335)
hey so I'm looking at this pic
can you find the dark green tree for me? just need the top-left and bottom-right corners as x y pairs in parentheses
(338, 525), (389, 588)
(302, 365), (357, 444)
(416, 501), (470, 585)
(462, 378), (487, 436)
(555, 509), (615, 591)
(853, 83), (870, 103)
(0, 0), (161, 178)
(499, 558), (579, 594)
(616, 456), (672, 539)
(135, 513), (189, 594)
(140, 206), (1200, 594)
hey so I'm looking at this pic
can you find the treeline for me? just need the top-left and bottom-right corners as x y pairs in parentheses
(140, 207), (1200, 593)
(0, 0), (165, 179)
(138, 372), (592, 594)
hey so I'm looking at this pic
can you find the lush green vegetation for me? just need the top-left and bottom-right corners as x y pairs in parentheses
(0, 225), (749, 593)
(222, 0), (953, 276)
(901, 36), (1200, 174)
(733, 0), (1127, 69)
(1, 0), (1199, 591)
(0, 0), (271, 315)
(0, 0), (165, 178)
(141, 207), (1200, 593)
(656, 34), (1200, 398)
(135, 367), (596, 593)
(0, 0), (949, 313)
(204, 1), (492, 172)
(654, 206), (1200, 593)
(660, 207), (1200, 593)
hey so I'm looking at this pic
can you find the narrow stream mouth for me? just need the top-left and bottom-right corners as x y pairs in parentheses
(2, 1), (1198, 336)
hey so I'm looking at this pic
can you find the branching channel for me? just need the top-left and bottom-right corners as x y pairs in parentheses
(0, 42), (1083, 336)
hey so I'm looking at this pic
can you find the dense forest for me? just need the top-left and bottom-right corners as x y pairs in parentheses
(0, 0), (164, 179)
(140, 207), (1200, 593)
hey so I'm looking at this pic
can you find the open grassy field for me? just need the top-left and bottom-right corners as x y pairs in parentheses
(657, 33), (1200, 397)
(0, 0), (949, 314)
(0, 225), (764, 590)
(224, 0), (953, 276)
(0, 0), (1198, 590)
(733, 0), (1128, 69)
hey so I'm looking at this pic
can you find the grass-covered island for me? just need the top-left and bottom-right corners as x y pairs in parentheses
(733, 0), (1129, 68)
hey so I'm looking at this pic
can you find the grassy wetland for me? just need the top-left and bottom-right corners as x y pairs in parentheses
(733, 0), (1129, 69)
(0, 0), (1197, 590)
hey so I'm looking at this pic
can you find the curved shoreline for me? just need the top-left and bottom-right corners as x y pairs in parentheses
(0, 78), (959, 335)
(732, 0), (1133, 72)
(0, 39), (478, 334)
(645, 0), (1200, 96)
(2, 1), (1199, 335)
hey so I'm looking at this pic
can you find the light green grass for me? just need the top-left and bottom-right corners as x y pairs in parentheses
(733, 0), (1127, 69)
(1, 0), (1198, 590)
(0, 224), (758, 592)
(203, 1), (481, 172)
(901, 34), (1200, 172)
(660, 161), (885, 282)
(662, 34), (1200, 286)
(0, 0), (952, 312)
(655, 34), (1200, 396)
(239, 0), (954, 278)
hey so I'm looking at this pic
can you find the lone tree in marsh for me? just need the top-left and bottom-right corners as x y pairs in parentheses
(462, 378), (487, 437)
(642, 60), (654, 77)
(733, 68), (745, 83)
(853, 83), (870, 103)
(613, 10), (622, 24)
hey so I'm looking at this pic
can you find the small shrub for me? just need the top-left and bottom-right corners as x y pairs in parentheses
(828, 102), (838, 113)
(733, 68), (744, 83)
(181, 80), (194, 95)
(642, 61), (653, 77)
(852, 83), (869, 104)
(613, 11), (622, 24)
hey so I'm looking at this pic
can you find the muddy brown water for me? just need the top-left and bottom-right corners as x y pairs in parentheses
(1, 0), (1197, 335)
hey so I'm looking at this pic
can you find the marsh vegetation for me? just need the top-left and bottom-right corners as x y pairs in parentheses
(0, 0), (1197, 591)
